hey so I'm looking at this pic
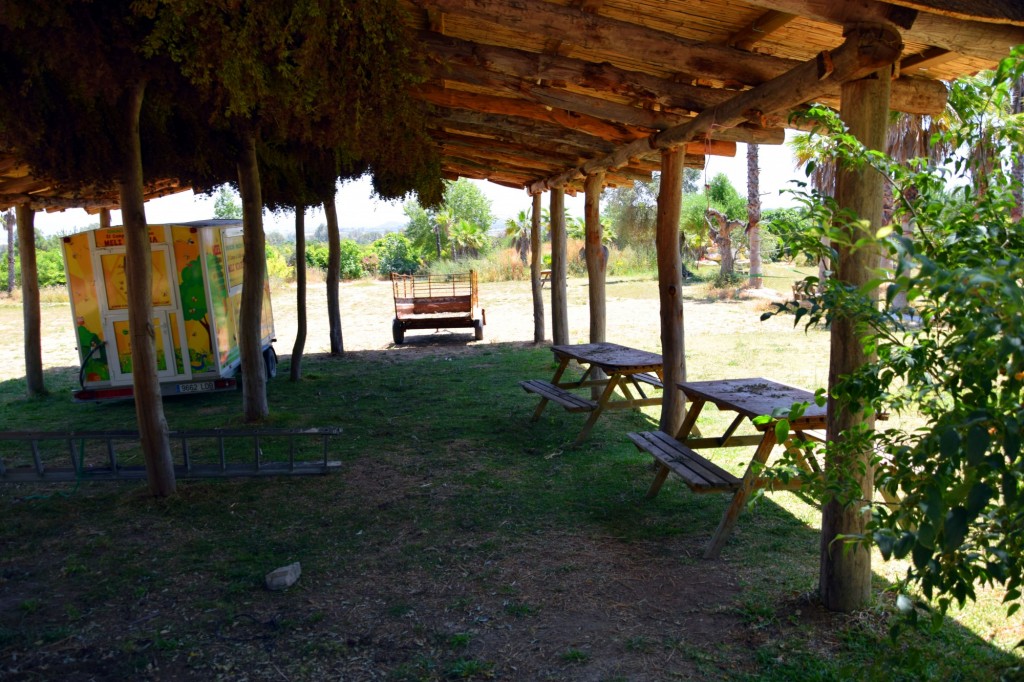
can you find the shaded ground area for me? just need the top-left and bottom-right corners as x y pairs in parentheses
(1, 274), (1020, 680)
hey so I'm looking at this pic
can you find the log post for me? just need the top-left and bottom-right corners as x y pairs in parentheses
(325, 193), (343, 355)
(237, 131), (269, 422)
(550, 188), (569, 346)
(118, 80), (175, 495)
(584, 172), (607, 398)
(98, 208), (111, 230)
(657, 148), (686, 434)
(820, 65), (891, 612)
(747, 144), (763, 288)
(530, 192), (545, 344)
(15, 204), (45, 397)
(291, 206), (307, 381)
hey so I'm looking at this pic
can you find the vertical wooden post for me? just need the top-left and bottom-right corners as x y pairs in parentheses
(291, 206), (307, 381)
(550, 187), (569, 346)
(584, 172), (607, 344)
(98, 208), (111, 229)
(118, 80), (175, 495)
(657, 149), (686, 435)
(324, 193), (343, 355)
(820, 66), (890, 612)
(530, 192), (545, 344)
(584, 172), (607, 398)
(15, 204), (45, 397)
(237, 131), (269, 422)
(747, 144), (763, 288)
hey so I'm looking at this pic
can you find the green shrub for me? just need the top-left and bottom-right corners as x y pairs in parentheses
(338, 239), (365, 280)
(373, 233), (419, 276)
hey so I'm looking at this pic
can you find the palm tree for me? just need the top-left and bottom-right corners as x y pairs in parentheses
(449, 219), (489, 260)
(433, 208), (456, 260)
(505, 209), (531, 265)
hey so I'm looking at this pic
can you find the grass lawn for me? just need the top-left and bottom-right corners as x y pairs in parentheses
(0, 263), (1020, 680)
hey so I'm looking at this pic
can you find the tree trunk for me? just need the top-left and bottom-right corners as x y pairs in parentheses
(820, 66), (890, 612)
(236, 132), (269, 422)
(118, 81), (175, 496)
(747, 144), (763, 288)
(5, 210), (15, 294)
(550, 188), (569, 346)
(657, 148), (686, 435)
(15, 205), (46, 397)
(706, 209), (736, 278)
(324, 194), (343, 355)
(530, 192), (545, 344)
(584, 173), (607, 398)
(291, 207), (307, 381)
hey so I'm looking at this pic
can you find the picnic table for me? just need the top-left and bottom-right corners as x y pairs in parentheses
(628, 378), (827, 559)
(520, 342), (664, 444)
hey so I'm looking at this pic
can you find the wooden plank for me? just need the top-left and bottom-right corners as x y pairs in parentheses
(628, 431), (741, 492)
(519, 379), (598, 412)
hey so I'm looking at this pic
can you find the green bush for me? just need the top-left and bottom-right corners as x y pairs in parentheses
(305, 243), (329, 271)
(373, 233), (419, 276)
(338, 239), (365, 280)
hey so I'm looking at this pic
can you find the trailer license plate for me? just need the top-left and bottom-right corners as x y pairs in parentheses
(177, 381), (214, 394)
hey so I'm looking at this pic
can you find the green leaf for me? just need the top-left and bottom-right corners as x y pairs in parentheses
(939, 427), (960, 459)
(1008, 603), (1020, 617)
(943, 507), (968, 552)
(775, 419), (791, 444)
(875, 531), (895, 560)
(965, 425), (990, 465)
(912, 541), (932, 570)
(893, 531), (915, 560)
(876, 224), (895, 239)
(917, 521), (936, 549)
(966, 482), (993, 518)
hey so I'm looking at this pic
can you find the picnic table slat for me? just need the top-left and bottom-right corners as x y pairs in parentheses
(628, 431), (741, 493)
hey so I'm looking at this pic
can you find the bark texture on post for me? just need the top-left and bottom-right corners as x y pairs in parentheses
(747, 144), (763, 288)
(820, 66), (890, 612)
(237, 132), (269, 422)
(98, 208), (111, 229)
(15, 205), (45, 397)
(584, 172), (607, 398)
(550, 188), (569, 346)
(530, 192), (545, 344)
(584, 172), (607, 344)
(325, 194), (343, 355)
(657, 148), (686, 435)
(4, 210), (14, 294)
(290, 207), (307, 381)
(118, 81), (175, 496)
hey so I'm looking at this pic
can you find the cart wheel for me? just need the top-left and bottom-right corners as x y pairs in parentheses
(474, 319), (484, 341)
(263, 346), (278, 379)
(392, 319), (405, 344)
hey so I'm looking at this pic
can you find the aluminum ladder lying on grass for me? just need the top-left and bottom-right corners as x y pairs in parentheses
(0, 428), (342, 483)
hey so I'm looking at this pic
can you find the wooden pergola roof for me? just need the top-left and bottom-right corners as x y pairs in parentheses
(1, 0), (1022, 210)
(403, 0), (1024, 193)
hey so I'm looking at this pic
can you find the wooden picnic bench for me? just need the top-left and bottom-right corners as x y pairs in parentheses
(520, 342), (664, 444)
(629, 378), (827, 559)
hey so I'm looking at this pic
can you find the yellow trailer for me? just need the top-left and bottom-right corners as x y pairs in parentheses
(61, 219), (275, 401)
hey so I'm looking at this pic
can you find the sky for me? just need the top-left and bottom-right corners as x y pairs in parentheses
(31, 132), (806, 236)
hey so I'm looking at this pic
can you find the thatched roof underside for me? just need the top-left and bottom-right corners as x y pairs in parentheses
(2, 0), (1023, 211)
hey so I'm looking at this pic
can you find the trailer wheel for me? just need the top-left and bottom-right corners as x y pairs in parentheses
(474, 319), (484, 341)
(263, 346), (278, 379)
(392, 320), (405, 344)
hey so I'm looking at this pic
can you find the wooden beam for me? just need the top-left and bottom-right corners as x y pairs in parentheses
(727, 11), (797, 50)
(432, 60), (755, 147)
(531, 191), (544, 344)
(742, 0), (1024, 63)
(421, 28), (946, 120)
(434, 109), (617, 153)
(423, 89), (736, 155)
(656, 148), (686, 435)
(422, 0), (799, 87)
(900, 47), (958, 75)
(528, 24), (906, 193)
(418, 85), (645, 144)
(550, 188), (568, 345)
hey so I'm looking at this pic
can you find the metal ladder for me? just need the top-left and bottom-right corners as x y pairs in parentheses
(0, 428), (342, 483)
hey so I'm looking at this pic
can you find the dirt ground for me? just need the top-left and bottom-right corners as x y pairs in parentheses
(0, 277), (943, 681)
